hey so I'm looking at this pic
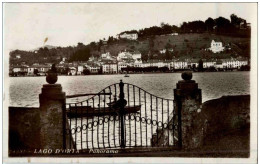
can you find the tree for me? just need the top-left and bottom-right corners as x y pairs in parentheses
(69, 47), (91, 62)
(140, 49), (149, 61)
(83, 69), (91, 75)
(198, 59), (204, 72)
(214, 17), (231, 33)
(230, 14), (244, 27)
(33, 69), (39, 75)
(165, 43), (172, 49)
(149, 38), (154, 51)
(77, 42), (84, 48)
(98, 40), (103, 52)
(205, 17), (215, 32)
(165, 50), (172, 60)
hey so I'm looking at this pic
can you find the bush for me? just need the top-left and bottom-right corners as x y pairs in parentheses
(83, 69), (91, 75)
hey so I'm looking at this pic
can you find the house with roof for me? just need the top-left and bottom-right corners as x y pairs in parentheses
(118, 32), (138, 40)
(209, 40), (225, 53)
(102, 61), (118, 74)
(173, 60), (188, 69)
(68, 67), (77, 75)
(12, 65), (28, 76)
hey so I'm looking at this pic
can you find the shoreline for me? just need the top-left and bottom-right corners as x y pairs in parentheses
(9, 70), (250, 77)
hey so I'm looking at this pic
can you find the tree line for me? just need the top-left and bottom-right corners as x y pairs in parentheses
(121, 14), (250, 38)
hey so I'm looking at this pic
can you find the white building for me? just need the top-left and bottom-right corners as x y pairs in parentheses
(209, 40), (225, 53)
(102, 63), (118, 74)
(68, 67), (77, 75)
(222, 59), (248, 69)
(160, 49), (166, 54)
(101, 52), (112, 60)
(118, 62), (129, 72)
(203, 61), (215, 68)
(173, 61), (188, 69)
(118, 32), (138, 40)
(77, 65), (84, 75)
(27, 67), (36, 76)
(117, 51), (133, 61)
(86, 65), (100, 74)
(132, 51), (142, 61)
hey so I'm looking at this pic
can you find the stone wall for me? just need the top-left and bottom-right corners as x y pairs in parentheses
(152, 95), (250, 150)
(198, 95), (250, 138)
(9, 106), (74, 156)
(9, 107), (41, 153)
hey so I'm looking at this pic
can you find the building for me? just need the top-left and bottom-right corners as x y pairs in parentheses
(38, 65), (51, 73)
(203, 60), (215, 68)
(173, 61), (188, 69)
(12, 65), (28, 75)
(209, 40), (225, 53)
(118, 32), (138, 40)
(222, 59), (248, 69)
(68, 67), (77, 75)
(101, 52), (112, 60)
(117, 51), (133, 61)
(215, 61), (223, 69)
(159, 49), (166, 54)
(85, 63), (100, 74)
(102, 62), (118, 74)
(132, 51), (142, 62)
(77, 65), (84, 75)
(27, 66), (37, 76)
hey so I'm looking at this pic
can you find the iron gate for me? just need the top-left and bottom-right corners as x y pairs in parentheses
(65, 80), (181, 150)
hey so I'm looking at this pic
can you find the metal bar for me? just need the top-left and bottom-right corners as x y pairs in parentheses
(144, 92), (147, 147)
(139, 88), (142, 147)
(103, 90), (105, 148)
(75, 103), (77, 150)
(108, 86), (111, 148)
(66, 92), (112, 98)
(128, 84), (131, 147)
(69, 104), (72, 149)
(151, 95), (153, 147)
(86, 100), (89, 149)
(161, 99), (163, 147)
(119, 80), (125, 148)
(156, 97), (158, 146)
(133, 86), (137, 147)
(167, 100), (169, 146)
(92, 98), (94, 149)
(80, 102), (83, 150)
(113, 84), (116, 147)
(97, 93), (100, 149)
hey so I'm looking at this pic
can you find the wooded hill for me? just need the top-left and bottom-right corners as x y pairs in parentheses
(9, 14), (250, 65)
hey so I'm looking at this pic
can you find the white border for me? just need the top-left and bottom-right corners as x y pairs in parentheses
(1, 1), (258, 164)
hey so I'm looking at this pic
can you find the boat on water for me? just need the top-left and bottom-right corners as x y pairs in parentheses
(66, 105), (141, 118)
(124, 74), (129, 77)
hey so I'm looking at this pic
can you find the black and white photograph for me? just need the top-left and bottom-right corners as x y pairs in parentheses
(3, 2), (257, 164)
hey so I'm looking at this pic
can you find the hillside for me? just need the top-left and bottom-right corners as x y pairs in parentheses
(9, 33), (250, 66)
(100, 33), (250, 60)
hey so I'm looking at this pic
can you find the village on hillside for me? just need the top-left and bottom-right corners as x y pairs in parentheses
(10, 38), (249, 76)
(9, 14), (251, 76)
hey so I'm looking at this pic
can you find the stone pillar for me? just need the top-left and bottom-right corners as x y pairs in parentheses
(39, 65), (66, 150)
(174, 72), (202, 149)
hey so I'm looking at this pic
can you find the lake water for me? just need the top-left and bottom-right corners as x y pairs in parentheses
(8, 72), (250, 107)
(8, 72), (250, 149)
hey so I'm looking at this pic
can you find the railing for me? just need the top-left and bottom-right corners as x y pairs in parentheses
(65, 80), (180, 150)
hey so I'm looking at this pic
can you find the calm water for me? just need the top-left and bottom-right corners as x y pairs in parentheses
(8, 72), (250, 107)
(8, 72), (250, 149)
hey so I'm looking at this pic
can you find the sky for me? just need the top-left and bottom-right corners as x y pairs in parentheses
(3, 3), (257, 51)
